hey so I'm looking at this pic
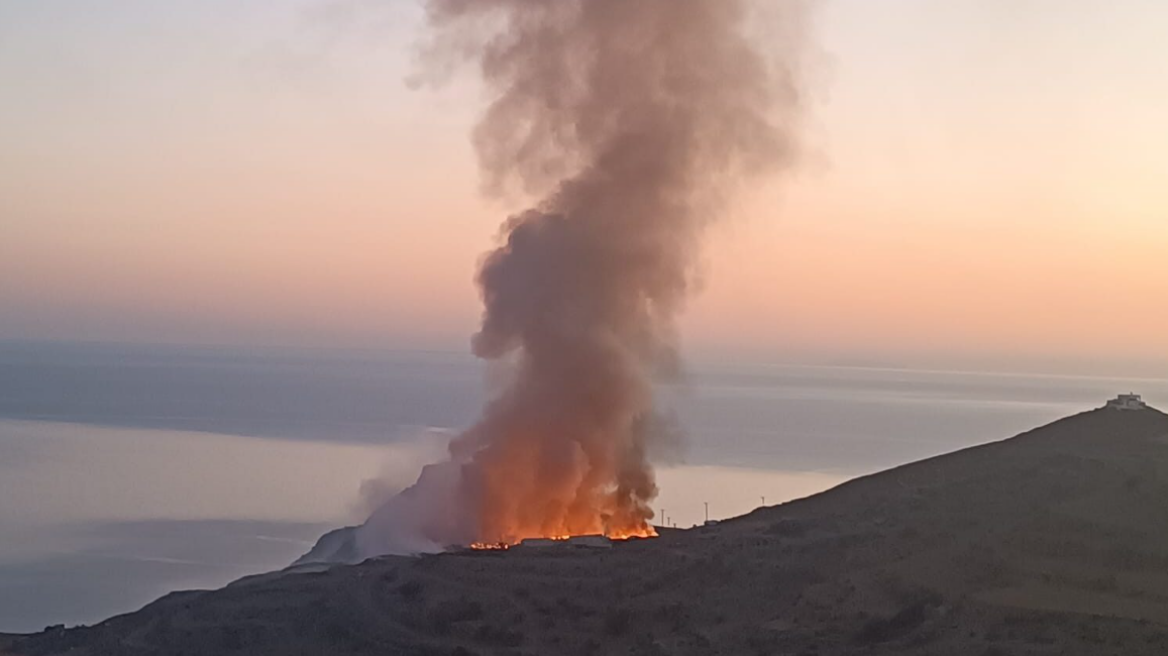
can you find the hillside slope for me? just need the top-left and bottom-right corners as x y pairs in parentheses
(14, 404), (1168, 655)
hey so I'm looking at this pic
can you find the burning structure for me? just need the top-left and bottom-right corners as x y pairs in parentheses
(518, 536), (613, 550)
(347, 0), (811, 558)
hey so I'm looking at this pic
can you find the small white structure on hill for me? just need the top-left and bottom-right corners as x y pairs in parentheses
(1107, 393), (1147, 411)
(518, 538), (561, 549)
(566, 535), (612, 549)
(517, 535), (613, 550)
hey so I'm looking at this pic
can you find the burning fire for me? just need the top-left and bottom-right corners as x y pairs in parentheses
(460, 453), (662, 549)
(469, 526), (657, 551)
(607, 525), (658, 541)
(469, 542), (511, 551)
(349, 0), (809, 565)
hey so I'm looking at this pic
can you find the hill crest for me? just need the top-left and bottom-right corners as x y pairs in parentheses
(13, 401), (1168, 656)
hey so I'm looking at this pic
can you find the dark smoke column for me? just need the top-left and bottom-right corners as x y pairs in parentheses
(430, 0), (809, 544)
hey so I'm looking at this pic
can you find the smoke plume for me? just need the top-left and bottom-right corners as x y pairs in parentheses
(357, 0), (809, 553)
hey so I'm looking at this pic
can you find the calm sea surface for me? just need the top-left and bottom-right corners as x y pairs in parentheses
(1, 341), (1165, 632)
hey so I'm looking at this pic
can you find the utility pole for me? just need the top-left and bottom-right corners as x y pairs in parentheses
(761, 496), (766, 507)
(704, 501), (709, 523)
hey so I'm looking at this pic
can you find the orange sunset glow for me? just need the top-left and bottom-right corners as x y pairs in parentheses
(2, 1), (1165, 371)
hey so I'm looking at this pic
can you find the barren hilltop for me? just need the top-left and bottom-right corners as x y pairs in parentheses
(11, 402), (1168, 656)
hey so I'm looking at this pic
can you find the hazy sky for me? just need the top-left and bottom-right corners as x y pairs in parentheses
(2, 0), (1166, 371)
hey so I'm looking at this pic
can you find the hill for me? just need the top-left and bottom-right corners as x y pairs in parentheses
(11, 403), (1168, 655)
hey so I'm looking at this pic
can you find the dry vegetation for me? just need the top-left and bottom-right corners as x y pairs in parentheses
(13, 406), (1168, 655)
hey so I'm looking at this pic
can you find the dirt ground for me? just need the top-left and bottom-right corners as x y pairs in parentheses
(12, 405), (1168, 655)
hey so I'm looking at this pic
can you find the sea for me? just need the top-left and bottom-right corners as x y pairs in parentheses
(1, 340), (1165, 633)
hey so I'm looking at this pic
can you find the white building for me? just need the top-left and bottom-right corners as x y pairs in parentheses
(566, 535), (612, 549)
(1107, 393), (1147, 411)
(516, 535), (613, 550)
(517, 538), (561, 549)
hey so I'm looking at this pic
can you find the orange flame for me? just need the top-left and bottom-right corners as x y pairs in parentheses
(469, 542), (511, 551)
(468, 526), (657, 550)
(606, 525), (658, 541)
(454, 424), (662, 547)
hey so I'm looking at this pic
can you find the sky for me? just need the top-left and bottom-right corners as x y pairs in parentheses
(2, 0), (1166, 373)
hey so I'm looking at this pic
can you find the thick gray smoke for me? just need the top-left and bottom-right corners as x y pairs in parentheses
(351, 0), (811, 556)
